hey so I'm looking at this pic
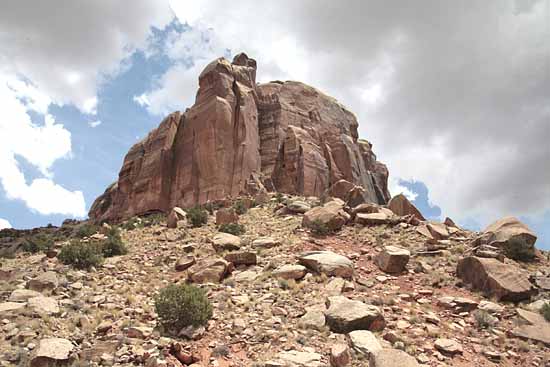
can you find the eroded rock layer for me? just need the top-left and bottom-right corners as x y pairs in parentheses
(89, 53), (389, 222)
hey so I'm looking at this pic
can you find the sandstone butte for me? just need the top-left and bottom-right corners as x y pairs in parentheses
(89, 53), (390, 223)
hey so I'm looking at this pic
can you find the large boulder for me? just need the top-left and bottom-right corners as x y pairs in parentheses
(30, 338), (74, 367)
(325, 296), (385, 333)
(483, 216), (537, 260)
(167, 207), (187, 228)
(215, 208), (239, 225)
(348, 330), (382, 357)
(456, 257), (536, 302)
(374, 246), (410, 274)
(298, 251), (354, 278)
(302, 199), (350, 232)
(89, 53), (390, 222)
(387, 194), (425, 221)
(28, 271), (59, 293)
(511, 309), (550, 346)
(187, 259), (232, 283)
(210, 233), (241, 252)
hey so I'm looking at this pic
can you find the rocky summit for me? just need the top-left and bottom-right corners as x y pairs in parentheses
(89, 53), (390, 223)
(1, 54), (549, 367)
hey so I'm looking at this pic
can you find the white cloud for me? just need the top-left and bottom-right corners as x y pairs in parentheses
(133, 93), (151, 107)
(0, 1), (174, 114)
(389, 178), (418, 202)
(0, 218), (11, 230)
(160, 0), (550, 227)
(0, 74), (86, 217)
(88, 120), (102, 128)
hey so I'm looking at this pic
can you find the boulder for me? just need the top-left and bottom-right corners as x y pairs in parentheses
(9, 289), (42, 302)
(210, 233), (241, 252)
(89, 54), (390, 223)
(0, 301), (26, 313)
(427, 222), (449, 240)
(187, 259), (231, 283)
(483, 216), (537, 260)
(369, 349), (419, 367)
(374, 246), (410, 274)
(511, 309), (550, 346)
(348, 330), (382, 357)
(30, 338), (74, 367)
(456, 256), (536, 302)
(387, 194), (425, 221)
(325, 296), (385, 333)
(215, 208), (239, 225)
(434, 338), (463, 355)
(287, 200), (311, 214)
(302, 199), (350, 232)
(174, 256), (196, 271)
(298, 251), (354, 278)
(252, 237), (281, 249)
(28, 296), (60, 315)
(355, 212), (390, 226)
(167, 207), (187, 229)
(224, 251), (257, 266)
(28, 271), (59, 293)
(300, 310), (326, 330)
(273, 264), (307, 280)
(330, 344), (351, 367)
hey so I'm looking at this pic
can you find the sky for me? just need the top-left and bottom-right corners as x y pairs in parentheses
(0, 1), (548, 249)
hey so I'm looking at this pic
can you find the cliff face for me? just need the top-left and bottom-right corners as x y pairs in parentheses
(89, 53), (390, 222)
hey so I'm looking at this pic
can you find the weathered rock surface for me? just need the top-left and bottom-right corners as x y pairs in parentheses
(89, 53), (389, 222)
(215, 208), (239, 225)
(298, 251), (354, 278)
(30, 338), (74, 367)
(511, 309), (550, 346)
(28, 271), (58, 293)
(387, 194), (425, 221)
(482, 216), (537, 259)
(273, 264), (307, 280)
(325, 296), (385, 333)
(348, 330), (382, 357)
(302, 199), (350, 232)
(369, 349), (419, 367)
(375, 246), (410, 274)
(167, 207), (187, 228)
(187, 259), (231, 283)
(456, 256), (536, 301)
(210, 233), (241, 252)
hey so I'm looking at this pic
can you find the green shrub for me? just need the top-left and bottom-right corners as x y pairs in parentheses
(275, 192), (284, 203)
(101, 227), (128, 257)
(58, 241), (104, 269)
(218, 223), (246, 236)
(503, 237), (535, 262)
(473, 309), (496, 329)
(122, 217), (143, 231)
(75, 223), (99, 238)
(143, 213), (165, 227)
(186, 207), (208, 228)
(22, 234), (53, 253)
(154, 284), (212, 334)
(541, 302), (550, 322)
(309, 219), (331, 236)
(204, 201), (223, 215)
(233, 200), (248, 215)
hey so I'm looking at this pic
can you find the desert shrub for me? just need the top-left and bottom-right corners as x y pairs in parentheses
(75, 223), (99, 238)
(186, 207), (208, 228)
(58, 241), (104, 269)
(101, 226), (128, 257)
(22, 234), (53, 253)
(154, 284), (212, 334)
(143, 213), (165, 227)
(275, 192), (284, 203)
(204, 201), (223, 215)
(541, 302), (550, 322)
(122, 217), (143, 231)
(233, 199), (248, 215)
(473, 309), (496, 329)
(218, 223), (246, 236)
(503, 237), (535, 262)
(309, 219), (331, 236)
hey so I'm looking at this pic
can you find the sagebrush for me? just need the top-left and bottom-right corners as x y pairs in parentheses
(154, 284), (212, 334)
(58, 241), (104, 269)
(218, 223), (246, 236)
(186, 207), (208, 227)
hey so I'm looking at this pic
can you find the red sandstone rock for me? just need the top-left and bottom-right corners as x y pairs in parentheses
(89, 53), (389, 222)
(387, 194), (425, 221)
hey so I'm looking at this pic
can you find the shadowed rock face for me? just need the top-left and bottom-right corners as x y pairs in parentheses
(89, 53), (389, 222)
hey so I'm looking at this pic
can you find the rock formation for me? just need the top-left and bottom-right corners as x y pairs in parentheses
(89, 53), (389, 222)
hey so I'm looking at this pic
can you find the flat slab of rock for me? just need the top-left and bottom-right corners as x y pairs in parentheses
(300, 310), (326, 330)
(299, 251), (354, 278)
(434, 338), (463, 355)
(9, 289), (42, 302)
(210, 233), (241, 252)
(187, 259), (231, 283)
(273, 264), (307, 280)
(28, 296), (60, 315)
(369, 349), (419, 367)
(287, 200), (311, 214)
(456, 256), (536, 302)
(224, 251), (257, 266)
(325, 296), (385, 333)
(31, 338), (74, 367)
(348, 330), (382, 357)
(0, 301), (26, 313)
(174, 256), (196, 271)
(355, 212), (390, 226)
(374, 245), (410, 274)
(511, 308), (550, 346)
(252, 237), (281, 249)
(427, 222), (449, 240)
(273, 350), (323, 367)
